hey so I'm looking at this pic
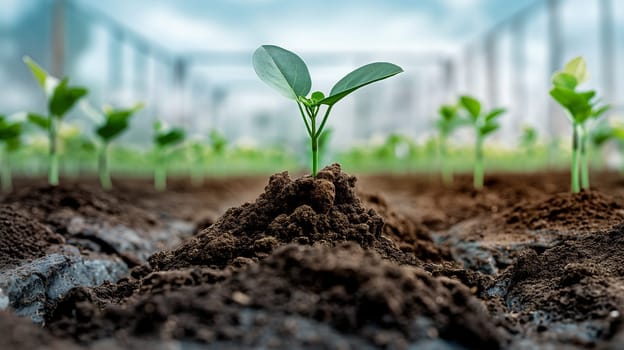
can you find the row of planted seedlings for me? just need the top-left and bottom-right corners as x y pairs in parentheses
(0, 57), (235, 192)
(1, 52), (618, 194)
(435, 56), (615, 193)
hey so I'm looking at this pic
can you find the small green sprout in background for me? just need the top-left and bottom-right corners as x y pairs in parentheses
(436, 104), (463, 185)
(0, 113), (25, 192)
(550, 56), (609, 192)
(459, 95), (506, 189)
(24, 56), (88, 186)
(252, 45), (403, 177)
(90, 103), (144, 189)
(153, 120), (186, 191)
(519, 125), (538, 157)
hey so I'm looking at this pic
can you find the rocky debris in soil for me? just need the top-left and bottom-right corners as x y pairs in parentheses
(0, 310), (80, 350)
(47, 243), (502, 349)
(3, 184), (193, 265)
(149, 164), (414, 271)
(0, 250), (127, 323)
(0, 205), (127, 323)
(0, 205), (64, 269)
(489, 225), (624, 347)
(361, 192), (452, 262)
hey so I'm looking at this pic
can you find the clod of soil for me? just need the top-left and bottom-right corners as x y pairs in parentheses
(149, 164), (412, 270)
(0, 205), (64, 269)
(48, 243), (502, 349)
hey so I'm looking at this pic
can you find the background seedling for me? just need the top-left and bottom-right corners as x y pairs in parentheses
(24, 56), (88, 186)
(550, 56), (609, 192)
(436, 104), (463, 185)
(253, 45), (403, 177)
(459, 95), (506, 189)
(88, 103), (143, 189)
(519, 125), (538, 157)
(0, 113), (25, 192)
(153, 120), (186, 191)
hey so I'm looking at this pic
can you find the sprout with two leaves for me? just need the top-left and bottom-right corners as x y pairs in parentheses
(153, 121), (186, 191)
(550, 56), (609, 192)
(252, 45), (403, 177)
(0, 114), (25, 192)
(459, 96), (506, 189)
(23, 56), (88, 185)
(83, 102), (143, 189)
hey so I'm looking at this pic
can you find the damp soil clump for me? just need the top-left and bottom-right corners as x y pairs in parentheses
(47, 243), (502, 349)
(149, 164), (414, 271)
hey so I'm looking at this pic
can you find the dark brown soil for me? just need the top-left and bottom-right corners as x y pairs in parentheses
(0, 205), (64, 269)
(5, 170), (624, 349)
(48, 243), (501, 349)
(502, 190), (624, 233)
(149, 164), (413, 271)
(0, 310), (78, 350)
(489, 225), (624, 346)
(4, 184), (159, 234)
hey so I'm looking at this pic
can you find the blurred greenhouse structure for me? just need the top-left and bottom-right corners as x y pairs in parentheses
(0, 0), (623, 153)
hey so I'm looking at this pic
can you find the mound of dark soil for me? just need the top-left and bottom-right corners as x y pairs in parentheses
(48, 243), (501, 349)
(0, 205), (64, 269)
(492, 225), (624, 346)
(4, 184), (159, 233)
(149, 164), (411, 270)
(502, 190), (624, 232)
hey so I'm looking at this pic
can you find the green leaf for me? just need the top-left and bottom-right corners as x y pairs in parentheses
(592, 104), (610, 119)
(459, 95), (481, 119)
(96, 108), (138, 142)
(549, 87), (593, 123)
(27, 113), (50, 130)
(252, 45), (311, 100)
(310, 91), (325, 104)
(317, 62), (403, 106)
(485, 108), (506, 122)
(480, 122), (499, 136)
(23, 56), (59, 96)
(156, 128), (186, 148)
(49, 78), (88, 117)
(23, 56), (48, 90)
(552, 72), (578, 90)
(439, 105), (457, 121)
(563, 56), (588, 84)
(0, 121), (21, 141)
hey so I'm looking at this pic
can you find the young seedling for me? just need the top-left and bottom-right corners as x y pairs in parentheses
(24, 56), (88, 185)
(550, 56), (609, 192)
(0, 114), (25, 192)
(92, 103), (143, 189)
(519, 125), (538, 157)
(153, 120), (186, 191)
(436, 104), (462, 185)
(253, 45), (403, 177)
(459, 95), (506, 189)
